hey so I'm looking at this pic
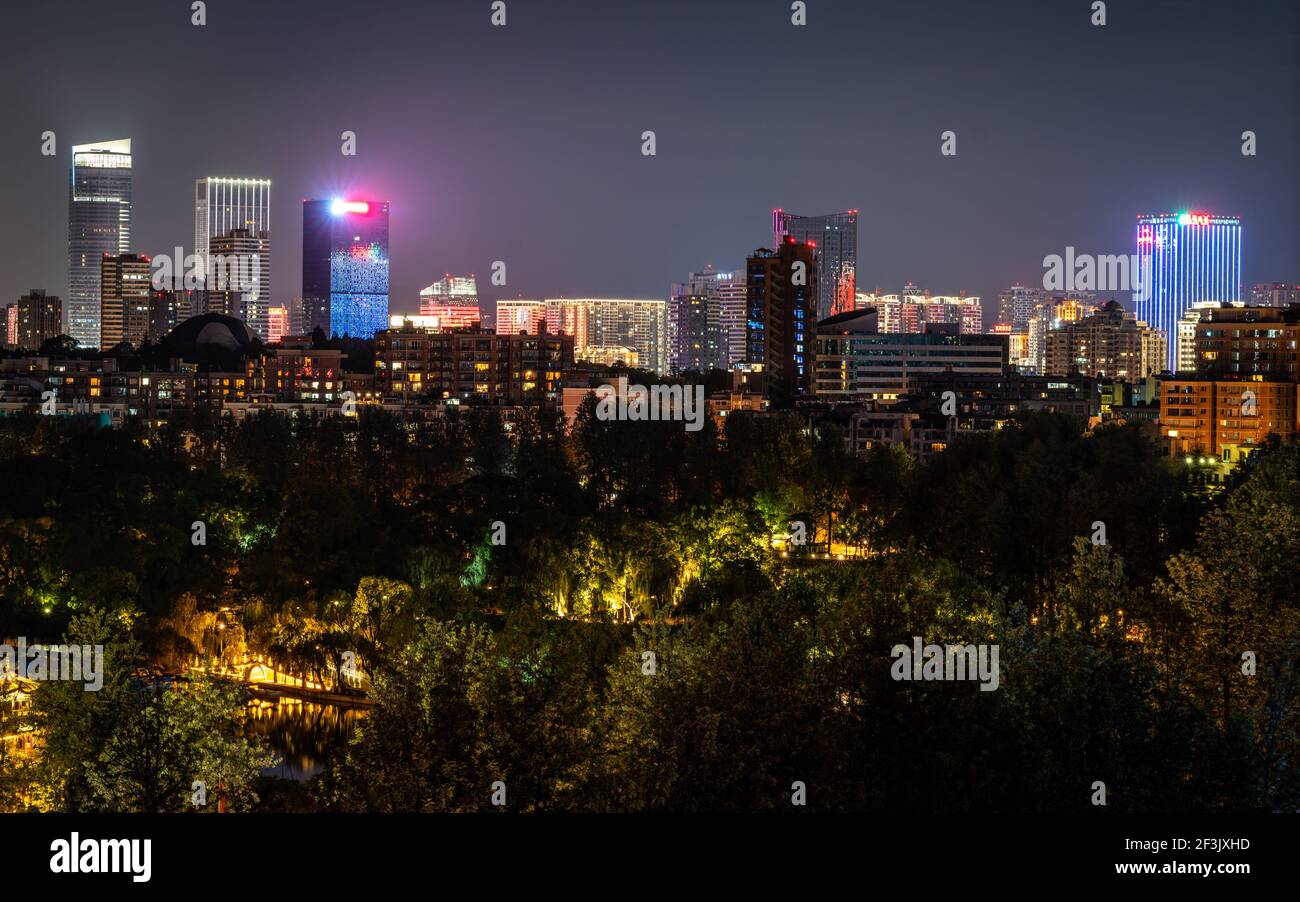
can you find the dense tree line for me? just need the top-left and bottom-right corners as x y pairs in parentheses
(0, 404), (1296, 811)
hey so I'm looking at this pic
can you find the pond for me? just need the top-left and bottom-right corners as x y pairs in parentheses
(244, 695), (365, 781)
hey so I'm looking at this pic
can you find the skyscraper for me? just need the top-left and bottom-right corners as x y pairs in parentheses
(773, 209), (857, 320)
(1136, 212), (1242, 372)
(747, 236), (818, 408)
(68, 139), (133, 348)
(195, 177), (272, 337)
(302, 199), (391, 338)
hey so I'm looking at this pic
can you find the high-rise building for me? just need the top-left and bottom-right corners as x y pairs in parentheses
(68, 139), (132, 348)
(855, 292), (983, 335)
(496, 299), (547, 335)
(1136, 212), (1242, 372)
(100, 253), (152, 349)
(302, 199), (390, 338)
(419, 275), (481, 329)
(2, 291), (59, 351)
(1161, 304), (1300, 474)
(669, 268), (727, 373)
(543, 299), (668, 374)
(773, 209), (857, 320)
(195, 177), (272, 337)
(1250, 283), (1300, 307)
(718, 271), (747, 368)
(747, 237), (819, 407)
(9, 290), (63, 351)
(1193, 304), (1300, 380)
(1176, 300), (1245, 373)
(996, 284), (1045, 330)
(1043, 300), (1165, 380)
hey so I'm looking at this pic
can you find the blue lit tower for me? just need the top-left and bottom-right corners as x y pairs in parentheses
(1135, 212), (1241, 373)
(302, 199), (390, 338)
(746, 235), (818, 408)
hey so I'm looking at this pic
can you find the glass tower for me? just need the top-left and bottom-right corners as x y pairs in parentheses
(68, 139), (132, 348)
(773, 209), (857, 321)
(1136, 212), (1242, 373)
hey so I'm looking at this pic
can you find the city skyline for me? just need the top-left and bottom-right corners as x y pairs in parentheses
(3, 0), (1295, 329)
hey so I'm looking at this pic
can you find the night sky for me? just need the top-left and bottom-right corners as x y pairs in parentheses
(2, 0), (1296, 323)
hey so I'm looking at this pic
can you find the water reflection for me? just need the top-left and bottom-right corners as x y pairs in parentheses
(245, 696), (365, 781)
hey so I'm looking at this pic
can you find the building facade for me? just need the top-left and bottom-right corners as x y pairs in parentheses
(7, 290), (63, 351)
(815, 312), (1008, 403)
(669, 269), (727, 373)
(374, 324), (573, 404)
(99, 254), (152, 349)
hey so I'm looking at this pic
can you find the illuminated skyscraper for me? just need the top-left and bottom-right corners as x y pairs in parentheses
(302, 199), (390, 338)
(1136, 212), (1242, 372)
(195, 177), (272, 337)
(68, 139), (132, 348)
(773, 209), (857, 320)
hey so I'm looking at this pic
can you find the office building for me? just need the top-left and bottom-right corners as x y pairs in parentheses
(68, 139), (132, 348)
(302, 199), (390, 338)
(773, 209), (857, 320)
(815, 311), (1008, 402)
(1136, 212), (1242, 372)
(195, 177), (271, 337)
(1250, 283), (1300, 308)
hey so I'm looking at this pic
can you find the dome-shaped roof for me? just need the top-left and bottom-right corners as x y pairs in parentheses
(162, 314), (259, 355)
